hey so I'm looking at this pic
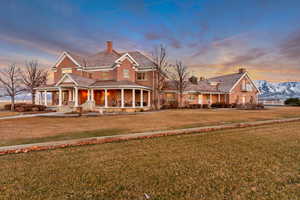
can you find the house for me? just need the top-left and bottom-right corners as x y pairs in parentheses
(163, 68), (260, 106)
(36, 41), (158, 112)
(35, 41), (260, 112)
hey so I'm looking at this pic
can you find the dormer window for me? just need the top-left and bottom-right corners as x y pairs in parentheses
(137, 72), (147, 81)
(123, 69), (129, 78)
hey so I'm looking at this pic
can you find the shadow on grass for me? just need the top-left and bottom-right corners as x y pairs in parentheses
(0, 128), (128, 147)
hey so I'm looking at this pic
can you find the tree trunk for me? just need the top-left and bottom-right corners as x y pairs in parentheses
(31, 91), (35, 105)
(11, 96), (15, 111)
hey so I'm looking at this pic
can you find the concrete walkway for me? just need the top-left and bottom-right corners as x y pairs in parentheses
(0, 112), (64, 120)
(1, 117), (300, 155)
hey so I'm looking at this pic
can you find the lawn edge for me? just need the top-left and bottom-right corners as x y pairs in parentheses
(1, 117), (300, 156)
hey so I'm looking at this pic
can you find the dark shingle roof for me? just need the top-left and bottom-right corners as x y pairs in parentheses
(65, 50), (155, 69)
(127, 51), (156, 69)
(91, 80), (150, 88)
(208, 72), (245, 92)
(68, 74), (95, 86)
(164, 80), (220, 93)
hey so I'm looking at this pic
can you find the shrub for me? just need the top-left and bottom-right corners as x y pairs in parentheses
(284, 98), (300, 106)
(4, 103), (47, 112)
(237, 103), (265, 110)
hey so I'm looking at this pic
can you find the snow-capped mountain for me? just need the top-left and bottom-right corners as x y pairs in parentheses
(255, 80), (300, 99)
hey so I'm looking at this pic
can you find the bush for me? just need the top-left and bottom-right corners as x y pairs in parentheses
(236, 103), (264, 110)
(161, 101), (179, 109)
(284, 98), (300, 106)
(4, 103), (47, 112)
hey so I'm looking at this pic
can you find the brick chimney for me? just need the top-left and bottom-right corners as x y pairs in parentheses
(238, 68), (246, 74)
(106, 41), (113, 53)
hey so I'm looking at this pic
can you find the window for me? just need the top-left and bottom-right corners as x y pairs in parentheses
(188, 94), (195, 101)
(123, 69), (129, 78)
(166, 93), (176, 101)
(137, 72), (147, 81)
(101, 72), (109, 80)
(246, 84), (253, 92)
(241, 79), (246, 91)
(62, 68), (72, 74)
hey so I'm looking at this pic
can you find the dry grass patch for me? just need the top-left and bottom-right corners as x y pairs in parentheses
(0, 122), (299, 199)
(1, 106), (300, 146)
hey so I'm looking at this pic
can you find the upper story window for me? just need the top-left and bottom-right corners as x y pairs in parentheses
(246, 84), (253, 92)
(241, 79), (246, 91)
(137, 72), (147, 81)
(62, 68), (72, 74)
(123, 69), (129, 78)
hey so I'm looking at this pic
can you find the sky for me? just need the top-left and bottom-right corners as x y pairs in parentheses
(1, 0), (300, 82)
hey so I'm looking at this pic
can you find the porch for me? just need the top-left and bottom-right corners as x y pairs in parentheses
(36, 87), (152, 112)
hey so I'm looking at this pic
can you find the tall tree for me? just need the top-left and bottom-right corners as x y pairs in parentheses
(22, 60), (48, 104)
(169, 61), (189, 107)
(0, 64), (24, 111)
(152, 44), (169, 109)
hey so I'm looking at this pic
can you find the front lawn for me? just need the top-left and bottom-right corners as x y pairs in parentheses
(0, 121), (299, 199)
(1, 106), (300, 146)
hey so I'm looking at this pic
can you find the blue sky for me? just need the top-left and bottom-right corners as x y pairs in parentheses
(1, 0), (300, 81)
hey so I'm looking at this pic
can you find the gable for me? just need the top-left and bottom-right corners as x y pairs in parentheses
(115, 53), (139, 68)
(55, 74), (78, 86)
(53, 52), (82, 69)
(230, 73), (260, 93)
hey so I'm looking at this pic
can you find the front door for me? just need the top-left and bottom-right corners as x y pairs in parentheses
(198, 94), (203, 104)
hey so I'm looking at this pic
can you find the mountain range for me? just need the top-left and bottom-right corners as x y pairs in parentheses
(255, 80), (300, 99)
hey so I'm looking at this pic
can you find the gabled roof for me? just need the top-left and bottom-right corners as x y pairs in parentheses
(208, 72), (245, 93)
(53, 49), (156, 70)
(208, 72), (260, 93)
(164, 80), (221, 93)
(56, 74), (95, 87)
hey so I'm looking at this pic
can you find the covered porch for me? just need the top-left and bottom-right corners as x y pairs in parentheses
(36, 87), (152, 112)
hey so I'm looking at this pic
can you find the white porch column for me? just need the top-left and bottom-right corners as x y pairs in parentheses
(39, 91), (42, 105)
(91, 89), (94, 102)
(209, 93), (212, 105)
(218, 93), (221, 103)
(104, 89), (108, 108)
(74, 87), (78, 107)
(87, 89), (91, 101)
(140, 89), (144, 107)
(35, 91), (39, 105)
(44, 90), (48, 106)
(68, 90), (72, 101)
(132, 89), (135, 108)
(147, 90), (151, 107)
(58, 88), (62, 106)
(121, 89), (125, 108)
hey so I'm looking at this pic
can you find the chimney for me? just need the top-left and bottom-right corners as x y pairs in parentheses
(106, 41), (113, 53)
(238, 68), (246, 74)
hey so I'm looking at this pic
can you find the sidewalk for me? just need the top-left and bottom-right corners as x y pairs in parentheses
(1, 117), (300, 156)
(0, 112), (64, 120)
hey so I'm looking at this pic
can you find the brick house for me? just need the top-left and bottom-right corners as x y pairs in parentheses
(36, 41), (260, 112)
(163, 68), (260, 107)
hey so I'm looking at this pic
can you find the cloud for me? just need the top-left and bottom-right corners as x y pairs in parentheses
(279, 29), (300, 60)
(221, 48), (269, 67)
(144, 31), (182, 49)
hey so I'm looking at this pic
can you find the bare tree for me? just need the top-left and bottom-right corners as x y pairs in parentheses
(152, 44), (170, 109)
(169, 61), (189, 107)
(0, 64), (25, 111)
(22, 60), (48, 104)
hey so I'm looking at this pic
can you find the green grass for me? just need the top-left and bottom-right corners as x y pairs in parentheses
(0, 128), (127, 147)
(0, 122), (299, 199)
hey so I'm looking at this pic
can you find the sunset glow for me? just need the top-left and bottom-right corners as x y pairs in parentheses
(1, 0), (300, 82)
